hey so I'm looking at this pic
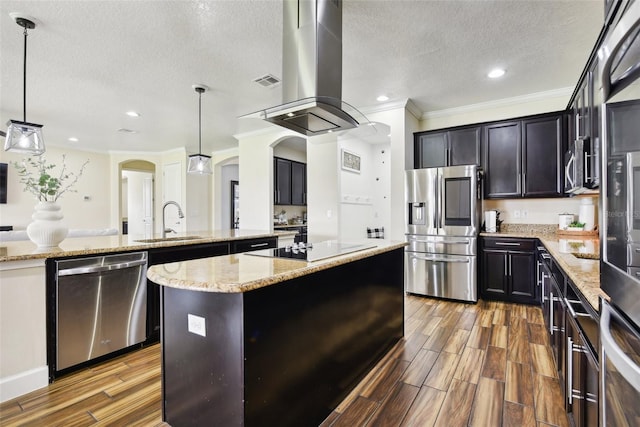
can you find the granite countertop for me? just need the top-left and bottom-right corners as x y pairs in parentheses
(0, 229), (298, 262)
(147, 240), (407, 294)
(480, 224), (606, 311)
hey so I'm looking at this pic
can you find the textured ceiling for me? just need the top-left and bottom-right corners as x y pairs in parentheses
(0, 0), (603, 154)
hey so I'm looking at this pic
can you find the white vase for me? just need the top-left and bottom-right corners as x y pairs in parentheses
(26, 201), (69, 248)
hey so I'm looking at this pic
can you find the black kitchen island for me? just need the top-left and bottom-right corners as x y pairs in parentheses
(148, 241), (405, 427)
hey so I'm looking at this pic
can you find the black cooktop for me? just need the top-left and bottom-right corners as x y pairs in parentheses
(246, 241), (376, 262)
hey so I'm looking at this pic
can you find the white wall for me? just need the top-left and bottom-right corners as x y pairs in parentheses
(420, 88), (571, 131)
(364, 104), (420, 241)
(0, 147), (111, 230)
(186, 172), (211, 232)
(307, 137), (340, 241)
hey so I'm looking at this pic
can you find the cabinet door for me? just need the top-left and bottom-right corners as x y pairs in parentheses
(274, 157), (292, 205)
(522, 115), (564, 197)
(291, 161), (306, 205)
(449, 126), (481, 166)
(481, 250), (508, 298)
(416, 132), (447, 168)
(484, 122), (521, 198)
(509, 251), (536, 302)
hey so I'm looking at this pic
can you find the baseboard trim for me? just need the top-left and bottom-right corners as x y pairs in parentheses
(0, 366), (48, 403)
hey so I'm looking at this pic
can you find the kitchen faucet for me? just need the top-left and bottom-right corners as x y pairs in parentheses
(162, 201), (185, 238)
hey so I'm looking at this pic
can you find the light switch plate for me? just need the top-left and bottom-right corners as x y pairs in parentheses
(187, 314), (206, 337)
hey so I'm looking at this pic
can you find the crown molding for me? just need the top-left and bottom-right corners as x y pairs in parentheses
(422, 87), (573, 120)
(358, 98), (422, 120)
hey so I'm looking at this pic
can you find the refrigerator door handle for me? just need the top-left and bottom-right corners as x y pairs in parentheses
(438, 174), (445, 229)
(600, 301), (640, 393)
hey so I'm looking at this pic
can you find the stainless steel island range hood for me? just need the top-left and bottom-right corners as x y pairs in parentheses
(262, 0), (359, 136)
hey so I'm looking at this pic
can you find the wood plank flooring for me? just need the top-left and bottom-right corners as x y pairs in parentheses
(0, 295), (568, 426)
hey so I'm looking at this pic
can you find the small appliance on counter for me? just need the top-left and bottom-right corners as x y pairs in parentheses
(578, 197), (596, 231)
(484, 210), (498, 232)
(558, 213), (575, 230)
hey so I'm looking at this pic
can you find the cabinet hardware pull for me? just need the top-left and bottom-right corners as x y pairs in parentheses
(567, 335), (574, 405)
(549, 291), (554, 335)
(495, 242), (520, 246)
(250, 242), (270, 248)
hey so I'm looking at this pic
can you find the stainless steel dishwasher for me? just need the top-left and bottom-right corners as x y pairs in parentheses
(55, 251), (147, 372)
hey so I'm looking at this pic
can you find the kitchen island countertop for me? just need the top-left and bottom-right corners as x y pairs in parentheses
(480, 228), (605, 310)
(0, 229), (297, 262)
(148, 240), (407, 293)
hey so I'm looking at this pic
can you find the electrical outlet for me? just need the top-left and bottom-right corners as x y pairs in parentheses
(521, 209), (528, 218)
(513, 210), (521, 218)
(188, 314), (206, 337)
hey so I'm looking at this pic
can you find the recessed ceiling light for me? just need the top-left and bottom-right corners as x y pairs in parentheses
(488, 68), (506, 79)
(126, 111), (140, 117)
(376, 95), (389, 102)
(68, 137), (78, 142)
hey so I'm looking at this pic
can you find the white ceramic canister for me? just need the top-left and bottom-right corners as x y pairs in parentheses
(558, 213), (575, 230)
(578, 197), (596, 231)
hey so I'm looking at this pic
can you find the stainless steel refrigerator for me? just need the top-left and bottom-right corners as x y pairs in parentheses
(405, 165), (481, 302)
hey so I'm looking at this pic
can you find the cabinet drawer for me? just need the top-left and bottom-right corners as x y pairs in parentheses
(482, 238), (535, 251)
(231, 237), (277, 254)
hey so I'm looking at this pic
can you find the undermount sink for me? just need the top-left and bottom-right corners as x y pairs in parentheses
(134, 236), (203, 243)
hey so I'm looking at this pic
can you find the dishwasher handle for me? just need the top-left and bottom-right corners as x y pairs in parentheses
(58, 259), (147, 277)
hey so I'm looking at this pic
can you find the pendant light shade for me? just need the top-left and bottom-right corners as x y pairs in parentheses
(187, 85), (212, 175)
(4, 16), (45, 155)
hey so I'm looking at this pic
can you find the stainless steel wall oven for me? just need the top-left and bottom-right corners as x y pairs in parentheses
(599, 1), (640, 424)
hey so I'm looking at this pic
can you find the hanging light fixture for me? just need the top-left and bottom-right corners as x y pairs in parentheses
(187, 85), (213, 175)
(4, 15), (45, 155)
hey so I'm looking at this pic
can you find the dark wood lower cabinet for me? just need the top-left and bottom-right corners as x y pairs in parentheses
(540, 249), (599, 427)
(566, 315), (599, 427)
(480, 237), (537, 304)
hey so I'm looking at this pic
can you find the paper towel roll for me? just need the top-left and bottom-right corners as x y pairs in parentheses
(578, 198), (596, 231)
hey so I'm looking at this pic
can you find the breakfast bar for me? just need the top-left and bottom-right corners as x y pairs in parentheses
(147, 240), (406, 427)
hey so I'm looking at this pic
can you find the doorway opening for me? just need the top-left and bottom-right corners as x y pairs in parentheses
(120, 160), (155, 236)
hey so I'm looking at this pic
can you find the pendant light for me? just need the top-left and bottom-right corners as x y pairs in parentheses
(4, 15), (45, 155)
(187, 85), (212, 175)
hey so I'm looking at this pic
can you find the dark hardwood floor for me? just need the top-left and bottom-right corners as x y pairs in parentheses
(0, 295), (568, 426)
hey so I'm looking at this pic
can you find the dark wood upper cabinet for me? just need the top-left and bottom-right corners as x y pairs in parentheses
(274, 157), (306, 206)
(483, 121), (521, 198)
(290, 161), (306, 205)
(274, 157), (292, 205)
(522, 115), (564, 197)
(414, 126), (480, 168)
(448, 127), (481, 166)
(483, 112), (565, 199)
(415, 132), (447, 168)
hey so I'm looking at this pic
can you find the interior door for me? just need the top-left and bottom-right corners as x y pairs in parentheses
(142, 176), (153, 235)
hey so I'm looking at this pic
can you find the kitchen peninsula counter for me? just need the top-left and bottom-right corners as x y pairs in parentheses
(149, 240), (406, 427)
(480, 227), (606, 310)
(0, 229), (297, 262)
